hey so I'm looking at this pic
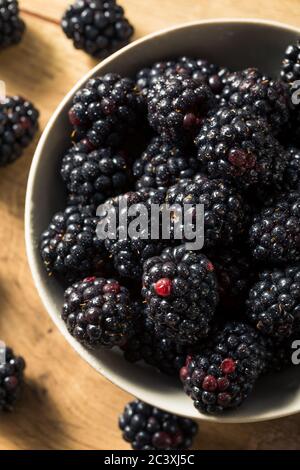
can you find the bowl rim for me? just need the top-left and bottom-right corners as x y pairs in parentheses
(25, 18), (300, 424)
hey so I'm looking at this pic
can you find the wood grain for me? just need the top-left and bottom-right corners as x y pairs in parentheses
(0, 0), (299, 450)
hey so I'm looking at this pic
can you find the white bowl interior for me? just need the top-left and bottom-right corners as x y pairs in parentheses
(26, 19), (300, 423)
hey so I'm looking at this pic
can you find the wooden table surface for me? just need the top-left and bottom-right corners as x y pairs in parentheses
(0, 0), (300, 450)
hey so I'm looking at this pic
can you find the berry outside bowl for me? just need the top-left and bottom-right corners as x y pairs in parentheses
(25, 19), (300, 423)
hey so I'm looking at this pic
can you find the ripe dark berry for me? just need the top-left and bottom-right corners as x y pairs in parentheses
(207, 248), (256, 313)
(142, 245), (219, 345)
(62, 277), (135, 348)
(166, 174), (247, 248)
(133, 136), (199, 190)
(221, 68), (291, 132)
(195, 106), (288, 190)
(0, 0), (25, 50)
(68, 73), (144, 148)
(278, 40), (300, 147)
(280, 40), (300, 84)
(137, 56), (228, 97)
(249, 191), (300, 264)
(119, 400), (198, 450)
(61, 0), (134, 59)
(246, 266), (300, 339)
(147, 74), (216, 142)
(0, 344), (25, 412)
(122, 310), (190, 376)
(40, 204), (107, 282)
(181, 322), (268, 414)
(0, 96), (39, 166)
(61, 145), (130, 205)
(100, 190), (167, 280)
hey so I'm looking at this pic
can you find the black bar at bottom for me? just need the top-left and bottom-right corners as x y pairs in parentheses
(0, 449), (298, 466)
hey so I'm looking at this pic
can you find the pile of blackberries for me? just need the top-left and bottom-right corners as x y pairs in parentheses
(39, 38), (300, 424)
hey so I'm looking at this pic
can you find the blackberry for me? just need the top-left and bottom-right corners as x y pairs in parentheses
(0, 0), (25, 50)
(278, 41), (300, 146)
(133, 136), (199, 190)
(280, 40), (300, 84)
(0, 344), (25, 412)
(62, 277), (135, 348)
(207, 248), (256, 313)
(137, 56), (228, 97)
(246, 266), (300, 340)
(40, 204), (107, 282)
(61, 0), (133, 59)
(61, 144), (130, 205)
(68, 73), (144, 149)
(195, 106), (287, 190)
(122, 310), (189, 376)
(100, 190), (166, 280)
(221, 68), (291, 132)
(283, 147), (300, 191)
(142, 245), (218, 345)
(254, 146), (300, 196)
(249, 191), (300, 264)
(180, 322), (267, 414)
(119, 400), (198, 450)
(166, 174), (246, 248)
(147, 74), (216, 142)
(0, 96), (39, 166)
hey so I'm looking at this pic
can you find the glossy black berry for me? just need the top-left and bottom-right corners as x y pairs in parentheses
(142, 245), (218, 345)
(249, 191), (300, 264)
(221, 68), (291, 133)
(61, 0), (134, 59)
(0, 96), (39, 166)
(246, 266), (300, 339)
(280, 39), (300, 84)
(180, 322), (268, 414)
(166, 174), (247, 248)
(137, 56), (228, 97)
(133, 136), (199, 190)
(62, 277), (135, 348)
(207, 247), (256, 314)
(40, 204), (107, 282)
(122, 309), (189, 376)
(61, 144), (130, 205)
(68, 73), (144, 148)
(100, 190), (167, 280)
(0, 0), (25, 50)
(119, 399), (198, 450)
(0, 344), (25, 412)
(195, 106), (288, 190)
(147, 74), (216, 142)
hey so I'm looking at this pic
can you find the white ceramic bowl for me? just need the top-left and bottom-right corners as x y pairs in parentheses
(25, 19), (300, 423)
